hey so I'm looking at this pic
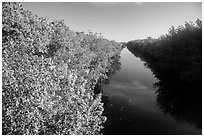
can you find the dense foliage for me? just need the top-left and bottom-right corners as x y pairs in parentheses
(127, 19), (202, 86)
(2, 2), (122, 135)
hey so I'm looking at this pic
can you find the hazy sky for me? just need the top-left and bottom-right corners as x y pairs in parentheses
(22, 2), (201, 42)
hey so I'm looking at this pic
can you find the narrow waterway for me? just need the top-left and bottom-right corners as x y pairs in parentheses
(102, 48), (201, 135)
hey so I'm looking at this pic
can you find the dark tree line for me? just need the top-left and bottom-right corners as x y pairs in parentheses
(127, 19), (202, 86)
(127, 19), (202, 129)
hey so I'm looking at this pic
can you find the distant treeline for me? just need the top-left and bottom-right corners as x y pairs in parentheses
(2, 2), (123, 135)
(127, 19), (202, 87)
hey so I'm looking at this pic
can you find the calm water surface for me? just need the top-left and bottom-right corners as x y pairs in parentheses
(102, 48), (201, 135)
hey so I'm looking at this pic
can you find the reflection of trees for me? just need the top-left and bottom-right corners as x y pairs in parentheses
(154, 80), (202, 129)
(128, 48), (202, 130)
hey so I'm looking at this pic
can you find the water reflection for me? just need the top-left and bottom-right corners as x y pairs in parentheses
(128, 47), (202, 132)
(155, 80), (202, 129)
(100, 48), (201, 135)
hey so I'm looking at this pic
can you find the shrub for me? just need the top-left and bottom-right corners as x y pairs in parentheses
(2, 2), (122, 135)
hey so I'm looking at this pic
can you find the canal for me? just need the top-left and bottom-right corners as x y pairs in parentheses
(102, 48), (201, 135)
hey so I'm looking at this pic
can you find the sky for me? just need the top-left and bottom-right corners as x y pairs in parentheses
(22, 2), (202, 42)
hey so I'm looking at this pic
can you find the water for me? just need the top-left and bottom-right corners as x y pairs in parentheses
(102, 48), (201, 135)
